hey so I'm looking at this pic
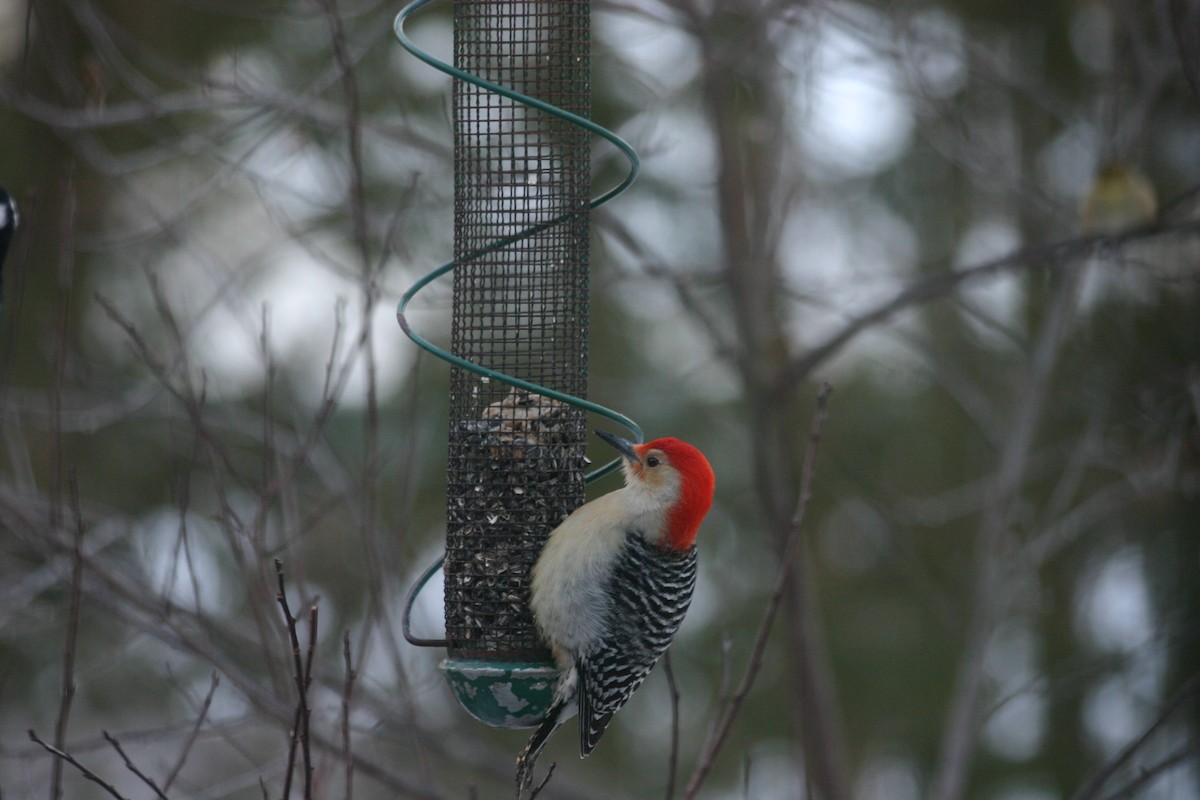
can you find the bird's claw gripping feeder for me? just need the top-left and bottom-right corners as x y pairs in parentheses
(394, 0), (640, 728)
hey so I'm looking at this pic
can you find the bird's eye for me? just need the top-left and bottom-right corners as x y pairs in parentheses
(646, 456), (660, 468)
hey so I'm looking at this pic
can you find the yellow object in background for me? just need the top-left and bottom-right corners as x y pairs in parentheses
(1082, 161), (1158, 234)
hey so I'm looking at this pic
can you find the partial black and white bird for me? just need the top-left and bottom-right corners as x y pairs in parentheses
(0, 186), (18, 323)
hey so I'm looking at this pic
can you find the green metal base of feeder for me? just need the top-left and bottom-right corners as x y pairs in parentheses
(441, 659), (559, 729)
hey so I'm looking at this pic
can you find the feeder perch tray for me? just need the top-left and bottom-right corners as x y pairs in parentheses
(441, 658), (558, 729)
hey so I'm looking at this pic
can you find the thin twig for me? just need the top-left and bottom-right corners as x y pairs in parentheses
(527, 762), (557, 800)
(48, 167), (75, 539)
(103, 731), (170, 800)
(48, 165), (78, 800)
(302, 602), (319, 799)
(1093, 742), (1200, 800)
(52, 468), (86, 800)
(304, 605), (319, 688)
(1071, 671), (1200, 800)
(662, 651), (681, 800)
(318, 0), (382, 538)
(284, 703), (303, 800)
(163, 671), (220, 792)
(320, 0), (385, 714)
(682, 383), (833, 800)
(341, 631), (356, 800)
(275, 559), (313, 800)
(274, 561), (318, 800)
(319, 0), (369, 269)
(67, 534), (461, 800)
(29, 730), (130, 800)
(773, 220), (1200, 394)
(259, 303), (277, 559)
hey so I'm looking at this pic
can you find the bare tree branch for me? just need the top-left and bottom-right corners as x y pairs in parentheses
(163, 671), (220, 793)
(51, 468), (86, 800)
(1094, 742), (1200, 800)
(662, 651), (682, 800)
(103, 731), (170, 800)
(527, 762), (557, 800)
(773, 221), (1200, 395)
(682, 383), (833, 800)
(29, 730), (130, 800)
(274, 559), (317, 800)
(341, 631), (356, 800)
(1072, 671), (1200, 800)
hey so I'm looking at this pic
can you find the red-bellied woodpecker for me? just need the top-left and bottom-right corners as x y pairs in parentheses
(515, 430), (716, 794)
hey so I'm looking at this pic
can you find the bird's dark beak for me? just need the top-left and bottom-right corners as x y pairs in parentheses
(595, 430), (639, 463)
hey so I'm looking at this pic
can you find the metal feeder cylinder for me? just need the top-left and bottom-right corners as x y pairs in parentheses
(438, 0), (592, 728)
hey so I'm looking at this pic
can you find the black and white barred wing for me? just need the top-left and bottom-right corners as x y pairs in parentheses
(577, 534), (697, 756)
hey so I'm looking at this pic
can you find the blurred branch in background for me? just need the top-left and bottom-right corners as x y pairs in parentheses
(930, 252), (1086, 800)
(682, 384), (833, 800)
(274, 560), (318, 800)
(1071, 671), (1200, 800)
(2, 0), (1199, 798)
(26, 730), (129, 800)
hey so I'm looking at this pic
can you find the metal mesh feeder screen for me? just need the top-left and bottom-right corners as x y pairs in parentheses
(440, 0), (591, 728)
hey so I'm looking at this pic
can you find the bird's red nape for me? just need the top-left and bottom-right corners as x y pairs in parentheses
(638, 437), (715, 550)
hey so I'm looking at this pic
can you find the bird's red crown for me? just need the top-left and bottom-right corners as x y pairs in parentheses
(637, 437), (715, 551)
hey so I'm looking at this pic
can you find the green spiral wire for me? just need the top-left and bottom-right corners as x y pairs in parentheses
(393, 0), (644, 478)
(394, 0), (645, 646)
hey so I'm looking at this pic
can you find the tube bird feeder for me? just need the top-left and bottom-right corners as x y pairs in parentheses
(399, 0), (593, 728)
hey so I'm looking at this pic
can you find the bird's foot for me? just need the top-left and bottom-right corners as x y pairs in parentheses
(515, 753), (534, 799)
